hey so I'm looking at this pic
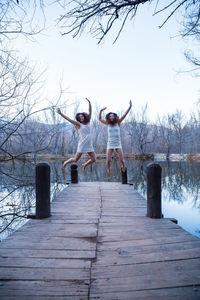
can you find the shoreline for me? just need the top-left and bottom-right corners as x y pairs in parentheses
(1, 153), (200, 162)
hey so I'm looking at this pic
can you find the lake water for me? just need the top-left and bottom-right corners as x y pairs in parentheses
(0, 158), (200, 240)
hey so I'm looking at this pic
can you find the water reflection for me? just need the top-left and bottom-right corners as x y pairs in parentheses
(0, 158), (200, 240)
(0, 160), (65, 241)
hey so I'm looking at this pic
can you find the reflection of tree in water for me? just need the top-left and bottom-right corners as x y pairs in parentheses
(0, 160), (65, 241)
(0, 185), (35, 241)
(126, 160), (149, 196)
(161, 161), (185, 203)
(65, 157), (124, 182)
(160, 161), (200, 208)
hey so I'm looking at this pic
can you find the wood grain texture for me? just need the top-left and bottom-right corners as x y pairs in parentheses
(0, 182), (199, 299)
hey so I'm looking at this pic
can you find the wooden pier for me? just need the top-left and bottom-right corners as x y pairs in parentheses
(0, 182), (200, 299)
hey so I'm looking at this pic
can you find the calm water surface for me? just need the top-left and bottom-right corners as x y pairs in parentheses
(0, 159), (200, 240)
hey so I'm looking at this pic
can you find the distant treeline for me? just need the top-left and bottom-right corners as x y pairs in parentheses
(1, 105), (200, 161)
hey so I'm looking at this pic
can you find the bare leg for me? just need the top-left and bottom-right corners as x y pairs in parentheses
(106, 149), (113, 176)
(116, 148), (126, 172)
(82, 152), (96, 172)
(62, 152), (82, 169)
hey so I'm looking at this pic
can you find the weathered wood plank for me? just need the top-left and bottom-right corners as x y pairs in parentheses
(98, 228), (194, 242)
(0, 296), (88, 300)
(0, 248), (96, 259)
(97, 239), (200, 254)
(0, 257), (91, 268)
(91, 258), (200, 278)
(16, 223), (97, 238)
(90, 286), (200, 299)
(93, 248), (200, 266)
(27, 218), (98, 224)
(0, 267), (90, 281)
(99, 215), (175, 224)
(98, 222), (179, 232)
(101, 208), (146, 217)
(97, 235), (199, 250)
(0, 280), (89, 297)
(90, 269), (200, 294)
(1, 237), (97, 250)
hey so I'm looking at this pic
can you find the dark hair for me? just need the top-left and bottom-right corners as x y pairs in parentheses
(106, 112), (119, 125)
(75, 112), (90, 124)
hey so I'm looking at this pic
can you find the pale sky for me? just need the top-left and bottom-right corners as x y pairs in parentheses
(14, 4), (200, 122)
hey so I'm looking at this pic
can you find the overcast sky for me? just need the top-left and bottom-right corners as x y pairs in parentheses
(14, 4), (200, 122)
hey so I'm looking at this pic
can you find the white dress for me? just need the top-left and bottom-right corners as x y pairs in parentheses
(107, 124), (122, 149)
(77, 123), (94, 153)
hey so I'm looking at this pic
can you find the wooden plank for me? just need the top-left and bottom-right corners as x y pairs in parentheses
(93, 248), (200, 266)
(1, 237), (97, 250)
(98, 222), (179, 231)
(0, 295), (88, 300)
(99, 215), (175, 224)
(16, 223), (97, 237)
(27, 218), (98, 224)
(0, 280), (89, 297)
(0, 267), (90, 281)
(91, 258), (200, 278)
(97, 239), (200, 253)
(90, 286), (200, 299)
(0, 257), (91, 268)
(97, 235), (199, 250)
(0, 248), (96, 259)
(98, 229), (194, 243)
(101, 208), (146, 217)
(90, 269), (200, 294)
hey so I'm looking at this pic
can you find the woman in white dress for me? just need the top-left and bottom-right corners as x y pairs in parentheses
(99, 100), (132, 175)
(57, 98), (96, 171)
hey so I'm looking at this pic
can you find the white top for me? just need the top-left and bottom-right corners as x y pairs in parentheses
(77, 123), (94, 153)
(107, 124), (122, 149)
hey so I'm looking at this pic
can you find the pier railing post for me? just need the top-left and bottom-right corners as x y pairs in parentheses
(36, 162), (51, 219)
(71, 163), (78, 183)
(146, 163), (162, 218)
(121, 167), (127, 184)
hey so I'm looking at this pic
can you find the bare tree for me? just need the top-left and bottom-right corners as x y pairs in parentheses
(186, 104), (200, 153)
(0, 1), (70, 239)
(0, 48), (65, 238)
(168, 110), (186, 154)
(0, 0), (45, 43)
(0, 51), (37, 157)
(91, 104), (107, 152)
(57, 0), (198, 43)
(127, 104), (155, 154)
(156, 114), (175, 158)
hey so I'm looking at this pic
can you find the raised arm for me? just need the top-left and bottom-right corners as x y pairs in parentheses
(85, 98), (92, 121)
(57, 108), (80, 128)
(99, 107), (107, 125)
(118, 100), (132, 124)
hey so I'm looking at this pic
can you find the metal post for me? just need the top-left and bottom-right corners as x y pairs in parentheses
(36, 162), (51, 219)
(71, 163), (78, 183)
(121, 167), (127, 184)
(146, 163), (162, 218)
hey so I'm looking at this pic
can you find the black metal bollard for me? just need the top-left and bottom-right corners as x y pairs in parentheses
(146, 163), (162, 218)
(71, 163), (78, 183)
(36, 162), (51, 219)
(121, 167), (127, 184)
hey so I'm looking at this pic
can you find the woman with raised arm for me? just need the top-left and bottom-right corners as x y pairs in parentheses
(99, 100), (132, 176)
(57, 98), (96, 171)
